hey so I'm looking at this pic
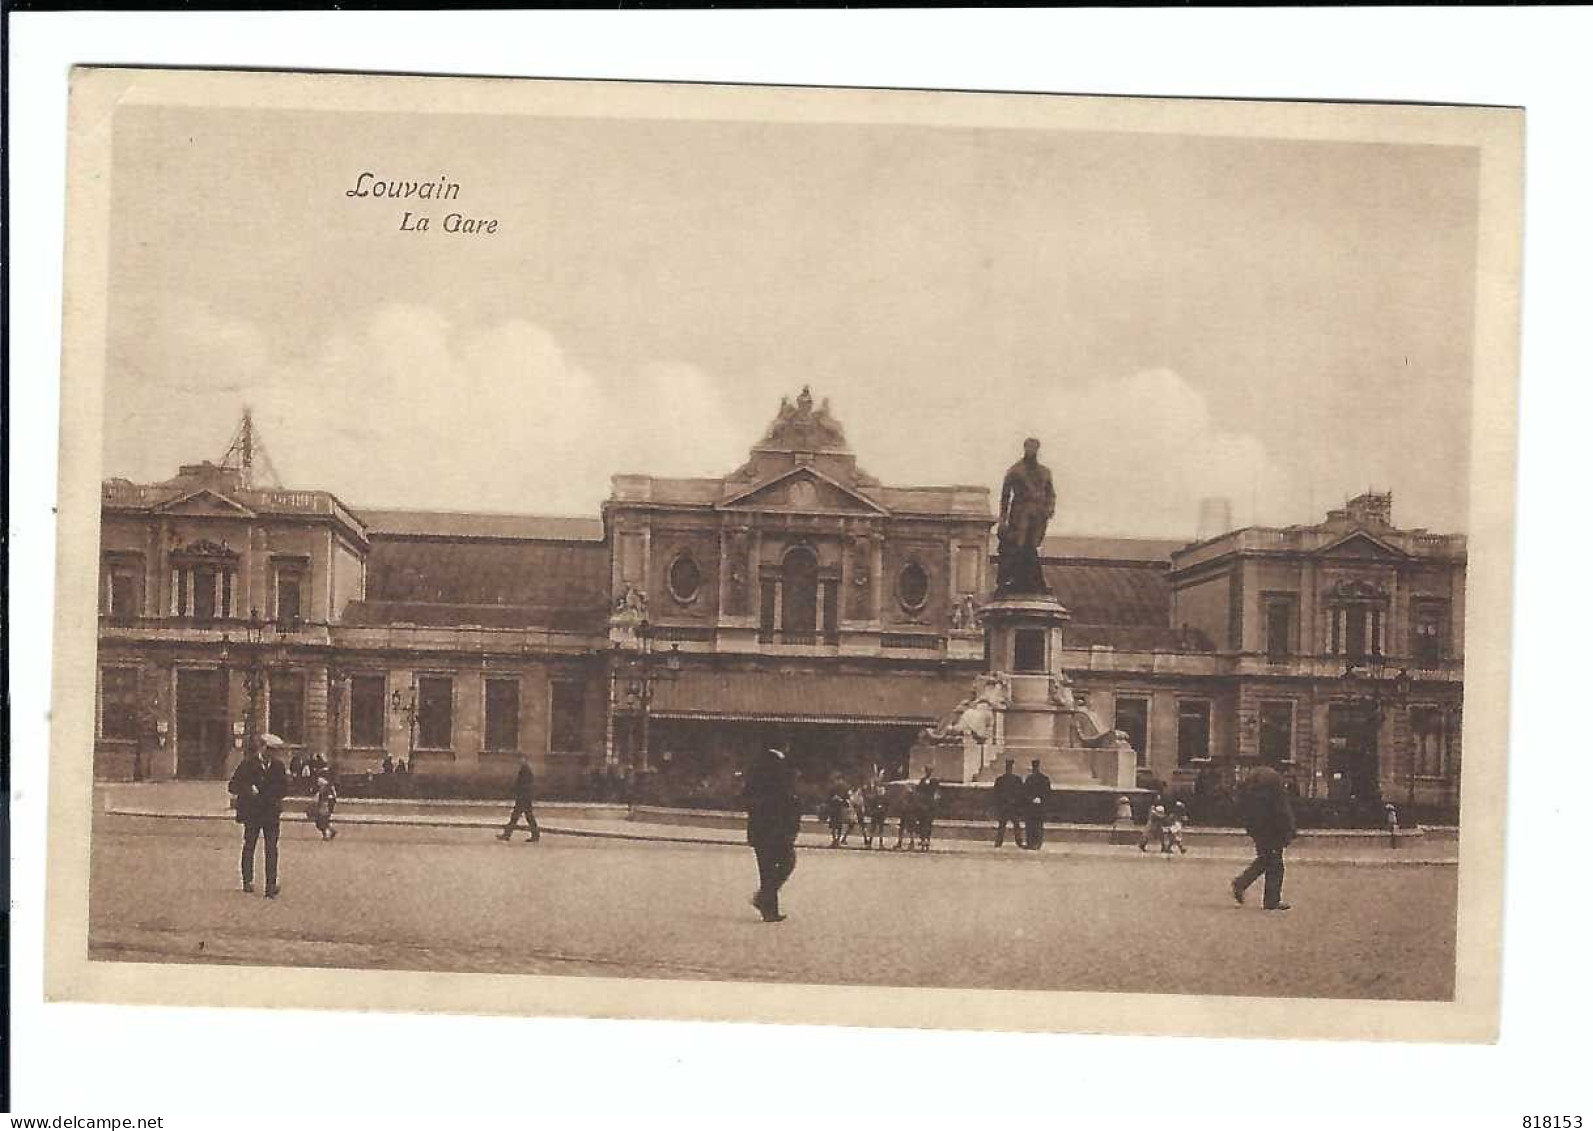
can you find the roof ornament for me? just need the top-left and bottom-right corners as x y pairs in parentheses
(756, 386), (850, 453)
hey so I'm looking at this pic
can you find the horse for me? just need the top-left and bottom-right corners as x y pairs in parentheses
(860, 783), (889, 848)
(893, 782), (938, 852)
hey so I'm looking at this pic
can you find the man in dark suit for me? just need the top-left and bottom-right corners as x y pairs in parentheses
(992, 758), (1026, 848)
(497, 755), (542, 843)
(228, 733), (291, 897)
(1023, 758), (1051, 850)
(744, 746), (801, 923)
(1231, 765), (1297, 911)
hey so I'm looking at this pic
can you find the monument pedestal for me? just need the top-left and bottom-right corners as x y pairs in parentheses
(906, 591), (1139, 797)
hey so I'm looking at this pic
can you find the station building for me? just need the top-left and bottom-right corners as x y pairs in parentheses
(93, 391), (1464, 809)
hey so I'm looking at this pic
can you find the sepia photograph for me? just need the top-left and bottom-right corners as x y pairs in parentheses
(44, 66), (1522, 1043)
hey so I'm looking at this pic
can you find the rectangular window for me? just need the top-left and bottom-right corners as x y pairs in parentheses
(1264, 598), (1294, 660)
(1410, 706), (1447, 778)
(100, 666), (140, 740)
(1114, 696), (1150, 768)
(758, 580), (777, 643)
(1013, 629), (1047, 673)
(416, 676), (454, 750)
(267, 670), (305, 745)
(550, 681), (585, 753)
(277, 570), (303, 624)
(484, 677), (521, 753)
(348, 674), (386, 748)
(1344, 608), (1367, 661)
(102, 559), (143, 619)
(1259, 700), (1295, 764)
(1412, 602), (1446, 666)
(1176, 700), (1211, 765)
(192, 566), (217, 622)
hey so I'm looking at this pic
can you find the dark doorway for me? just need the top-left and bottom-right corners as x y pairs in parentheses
(781, 547), (818, 642)
(1327, 701), (1380, 801)
(176, 668), (230, 779)
(1114, 696), (1150, 768)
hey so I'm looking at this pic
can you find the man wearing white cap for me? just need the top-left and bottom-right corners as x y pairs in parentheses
(228, 733), (291, 897)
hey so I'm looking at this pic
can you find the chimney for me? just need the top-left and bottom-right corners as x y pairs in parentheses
(1196, 496), (1233, 542)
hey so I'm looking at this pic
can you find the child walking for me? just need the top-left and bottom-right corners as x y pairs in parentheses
(312, 774), (338, 840)
(1165, 798), (1189, 854)
(826, 787), (850, 847)
(1140, 795), (1170, 853)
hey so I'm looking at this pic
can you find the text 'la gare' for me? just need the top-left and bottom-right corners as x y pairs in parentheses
(400, 211), (500, 235)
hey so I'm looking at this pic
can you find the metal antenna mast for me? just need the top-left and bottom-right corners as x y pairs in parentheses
(220, 408), (283, 488)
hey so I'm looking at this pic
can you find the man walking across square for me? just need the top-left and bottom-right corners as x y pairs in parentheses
(1231, 764), (1296, 911)
(228, 733), (291, 898)
(497, 755), (541, 843)
(992, 758), (1026, 848)
(744, 745), (802, 923)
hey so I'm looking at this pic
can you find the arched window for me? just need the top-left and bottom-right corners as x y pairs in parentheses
(897, 560), (929, 613)
(667, 553), (701, 605)
(781, 546), (819, 641)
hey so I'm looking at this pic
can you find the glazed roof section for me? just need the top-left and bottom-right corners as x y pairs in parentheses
(357, 509), (604, 541)
(1041, 535), (1189, 562)
(1036, 535), (1188, 631)
(354, 536), (610, 632)
(1043, 561), (1174, 628)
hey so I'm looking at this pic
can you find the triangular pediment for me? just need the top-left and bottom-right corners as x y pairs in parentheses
(1315, 530), (1408, 560)
(153, 487), (257, 518)
(719, 466), (889, 516)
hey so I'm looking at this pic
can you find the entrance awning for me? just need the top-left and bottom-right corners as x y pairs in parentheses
(648, 670), (964, 727)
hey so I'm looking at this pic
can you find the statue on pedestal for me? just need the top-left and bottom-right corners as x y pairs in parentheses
(995, 437), (1056, 597)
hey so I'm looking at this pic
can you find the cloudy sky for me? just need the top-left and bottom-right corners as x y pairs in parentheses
(103, 101), (1479, 538)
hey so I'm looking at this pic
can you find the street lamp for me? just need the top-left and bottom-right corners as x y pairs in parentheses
(391, 684), (419, 758)
(220, 607), (279, 758)
(611, 623), (682, 772)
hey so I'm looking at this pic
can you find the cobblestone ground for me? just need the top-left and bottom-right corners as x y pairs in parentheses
(89, 813), (1457, 1000)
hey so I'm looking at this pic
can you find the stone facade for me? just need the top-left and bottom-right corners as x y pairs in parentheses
(1165, 492), (1465, 807)
(91, 406), (1464, 814)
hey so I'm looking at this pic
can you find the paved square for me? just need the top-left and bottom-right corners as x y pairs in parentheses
(90, 814), (1457, 1000)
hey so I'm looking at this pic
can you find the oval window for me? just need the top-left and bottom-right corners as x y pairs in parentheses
(668, 554), (701, 604)
(897, 561), (929, 612)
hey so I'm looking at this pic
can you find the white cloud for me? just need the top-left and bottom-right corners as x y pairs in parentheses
(106, 300), (747, 516)
(1048, 368), (1306, 538)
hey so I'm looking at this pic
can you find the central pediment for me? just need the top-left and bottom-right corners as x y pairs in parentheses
(719, 465), (889, 516)
(153, 487), (257, 519)
(1315, 530), (1409, 560)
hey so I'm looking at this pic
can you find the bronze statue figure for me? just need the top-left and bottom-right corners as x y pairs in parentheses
(995, 437), (1056, 596)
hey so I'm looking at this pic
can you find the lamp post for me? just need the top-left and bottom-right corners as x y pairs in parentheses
(1391, 667), (1415, 807)
(391, 683), (419, 762)
(326, 664), (345, 766)
(1444, 701), (1463, 816)
(610, 622), (682, 772)
(220, 607), (278, 758)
